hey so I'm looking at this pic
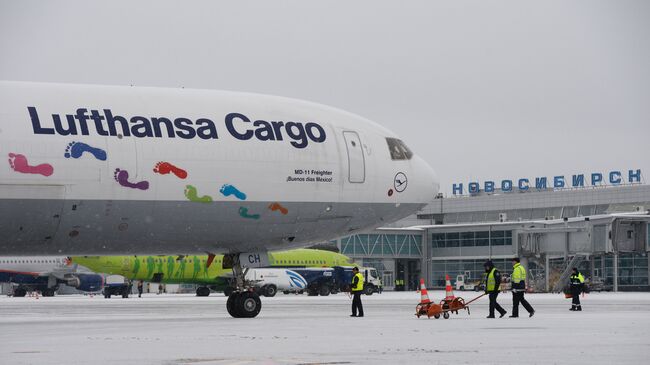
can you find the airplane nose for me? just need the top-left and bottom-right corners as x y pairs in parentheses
(414, 155), (440, 203)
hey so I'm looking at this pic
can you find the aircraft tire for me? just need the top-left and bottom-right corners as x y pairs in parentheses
(237, 292), (262, 318)
(42, 288), (56, 297)
(227, 293), (241, 318)
(196, 287), (210, 297)
(13, 287), (27, 297)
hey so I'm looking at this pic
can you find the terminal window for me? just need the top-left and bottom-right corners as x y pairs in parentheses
(430, 258), (512, 288)
(431, 230), (512, 248)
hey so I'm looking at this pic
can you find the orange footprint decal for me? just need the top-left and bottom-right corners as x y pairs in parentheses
(8, 153), (53, 177)
(153, 161), (187, 179)
(268, 202), (289, 215)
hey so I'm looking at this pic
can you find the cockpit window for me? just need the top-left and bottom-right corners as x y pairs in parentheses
(386, 138), (413, 160)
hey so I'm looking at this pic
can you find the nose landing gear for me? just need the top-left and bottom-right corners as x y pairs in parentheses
(223, 253), (262, 318)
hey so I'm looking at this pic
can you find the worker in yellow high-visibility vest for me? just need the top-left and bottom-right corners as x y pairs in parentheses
(569, 268), (585, 311)
(350, 267), (364, 317)
(484, 260), (507, 318)
(510, 257), (535, 318)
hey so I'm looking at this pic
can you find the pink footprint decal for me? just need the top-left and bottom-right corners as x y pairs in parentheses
(114, 168), (149, 190)
(153, 161), (187, 179)
(8, 153), (53, 177)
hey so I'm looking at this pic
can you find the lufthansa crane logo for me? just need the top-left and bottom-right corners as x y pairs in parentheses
(394, 172), (408, 193)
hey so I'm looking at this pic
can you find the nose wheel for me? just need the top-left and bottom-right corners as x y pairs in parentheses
(227, 291), (262, 318)
(224, 253), (263, 318)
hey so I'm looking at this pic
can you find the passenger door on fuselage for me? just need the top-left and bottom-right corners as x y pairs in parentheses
(342, 131), (366, 183)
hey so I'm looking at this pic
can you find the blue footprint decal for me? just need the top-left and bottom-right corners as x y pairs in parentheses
(220, 184), (247, 200)
(239, 207), (260, 220)
(64, 141), (107, 161)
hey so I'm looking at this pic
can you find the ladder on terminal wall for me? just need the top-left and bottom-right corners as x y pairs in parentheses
(553, 254), (588, 293)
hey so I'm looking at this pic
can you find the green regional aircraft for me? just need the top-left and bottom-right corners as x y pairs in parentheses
(71, 249), (356, 296)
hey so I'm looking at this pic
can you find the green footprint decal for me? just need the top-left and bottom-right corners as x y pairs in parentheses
(184, 185), (213, 203)
(239, 207), (260, 220)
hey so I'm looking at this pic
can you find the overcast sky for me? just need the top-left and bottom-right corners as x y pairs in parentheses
(1, 0), (648, 194)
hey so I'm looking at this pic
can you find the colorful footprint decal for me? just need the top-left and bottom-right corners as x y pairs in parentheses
(64, 141), (107, 161)
(220, 184), (247, 200)
(153, 161), (187, 179)
(268, 202), (289, 215)
(7, 153), (53, 177)
(114, 168), (149, 190)
(184, 185), (212, 203)
(239, 207), (260, 220)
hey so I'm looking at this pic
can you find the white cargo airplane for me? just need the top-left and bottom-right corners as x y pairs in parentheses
(0, 81), (438, 317)
(0, 256), (103, 296)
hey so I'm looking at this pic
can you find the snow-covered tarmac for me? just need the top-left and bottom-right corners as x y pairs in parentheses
(1, 291), (649, 365)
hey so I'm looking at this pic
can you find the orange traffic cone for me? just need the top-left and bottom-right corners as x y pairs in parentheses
(445, 274), (455, 300)
(419, 278), (431, 304)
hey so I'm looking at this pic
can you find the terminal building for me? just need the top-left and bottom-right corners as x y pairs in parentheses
(334, 180), (650, 292)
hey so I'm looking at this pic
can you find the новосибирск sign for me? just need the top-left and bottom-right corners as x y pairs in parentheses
(452, 169), (642, 196)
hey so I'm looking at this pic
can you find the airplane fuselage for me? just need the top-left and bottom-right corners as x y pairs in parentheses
(72, 249), (356, 285)
(0, 81), (438, 255)
(0, 256), (103, 295)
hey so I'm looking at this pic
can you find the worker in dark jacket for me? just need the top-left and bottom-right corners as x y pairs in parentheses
(569, 268), (585, 311)
(510, 257), (534, 317)
(137, 280), (144, 298)
(350, 267), (364, 317)
(484, 260), (507, 318)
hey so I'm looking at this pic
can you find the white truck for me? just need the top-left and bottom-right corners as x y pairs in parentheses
(455, 273), (482, 292)
(246, 268), (308, 297)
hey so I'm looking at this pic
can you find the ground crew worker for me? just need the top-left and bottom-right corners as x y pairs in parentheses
(137, 280), (144, 298)
(484, 260), (507, 318)
(350, 267), (364, 317)
(569, 268), (585, 311)
(394, 278), (404, 291)
(510, 257), (535, 318)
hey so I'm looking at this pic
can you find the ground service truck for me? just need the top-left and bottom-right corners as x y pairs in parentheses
(246, 268), (308, 297)
(103, 275), (132, 298)
(290, 266), (381, 296)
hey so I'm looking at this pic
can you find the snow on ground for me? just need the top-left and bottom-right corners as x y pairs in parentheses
(1, 291), (649, 365)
